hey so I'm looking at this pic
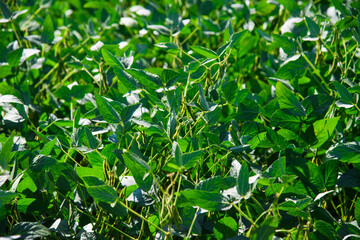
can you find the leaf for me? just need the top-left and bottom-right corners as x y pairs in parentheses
(179, 190), (231, 211)
(0, 131), (14, 170)
(172, 141), (183, 167)
(101, 48), (124, 69)
(237, 162), (250, 197)
(10, 222), (50, 239)
(123, 152), (153, 192)
(327, 142), (360, 163)
(272, 34), (296, 55)
(271, 109), (302, 132)
(83, 126), (101, 149)
(312, 117), (339, 148)
(0, 1), (12, 19)
(95, 93), (121, 123)
(182, 150), (203, 169)
(0, 190), (17, 205)
(198, 83), (209, 111)
(126, 69), (161, 89)
(30, 155), (57, 172)
(41, 15), (54, 44)
(196, 176), (236, 192)
(276, 0), (300, 16)
(7, 48), (23, 67)
(71, 85), (94, 99)
(334, 81), (352, 104)
(40, 138), (57, 156)
(321, 160), (339, 189)
(338, 169), (360, 188)
(190, 45), (218, 59)
(213, 217), (238, 240)
(54, 86), (71, 102)
(82, 176), (117, 203)
(275, 55), (308, 79)
(305, 17), (320, 37)
(113, 67), (138, 92)
(355, 198), (360, 226)
(252, 217), (278, 240)
(276, 81), (306, 116)
(315, 220), (336, 239)
(155, 42), (178, 52)
(332, 0), (350, 16)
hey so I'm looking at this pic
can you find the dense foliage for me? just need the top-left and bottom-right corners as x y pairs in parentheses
(1, 0), (360, 239)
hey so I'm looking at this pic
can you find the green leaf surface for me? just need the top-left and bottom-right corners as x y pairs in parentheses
(327, 142), (360, 163)
(213, 217), (238, 240)
(276, 81), (306, 116)
(123, 152), (153, 192)
(82, 176), (117, 203)
(30, 155), (57, 172)
(251, 217), (278, 240)
(41, 15), (54, 44)
(312, 117), (339, 148)
(334, 81), (352, 104)
(237, 162), (250, 197)
(95, 93), (121, 123)
(0, 131), (14, 170)
(101, 48), (124, 69)
(10, 222), (50, 239)
(190, 45), (218, 59)
(179, 190), (230, 211)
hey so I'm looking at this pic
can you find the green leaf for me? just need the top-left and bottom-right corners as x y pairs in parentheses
(305, 17), (320, 37)
(276, 81), (306, 116)
(334, 81), (352, 104)
(71, 85), (94, 99)
(213, 217), (238, 240)
(126, 69), (161, 89)
(332, 0), (350, 16)
(155, 42), (179, 52)
(0, 190), (17, 205)
(198, 83), (209, 111)
(7, 48), (23, 67)
(275, 55), (308, 79)
(54, 86), (71, 102)
(182, 150), (203, 169)
(312, 117), (339, 148)
(196, 176), (236, 192)
(237, 162), (250, 197)
(30, 155), (57, 172)
(82, 176), (117, 203)
(327, 142), (360, 163)
(271, 109), (302, 132)
(252, 217), (278, 240)
(0, 131), (14, 170)
(272, 34), (296, 55)
(276, 0), (300, 16)
(10, 222), (50, 239)
(179, 190), (230, 211)
(172, 141), (183, 167)
(101, 48), (124, 69)
(314, 220), (336, 239)
(355, 198), (360, 226)
(41, 15), (55, 44)
(190, 45), (218, 59)
(76, 166), (105, 182)
(113, 67), (138, 92)
(95, 93), (121, 123)
(321, 160), (339, 189)
(40, 138), (57, 156)
(123, 152), (153, 192)
(0, 1), (12, 19)
(83, 126), (101, 149)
